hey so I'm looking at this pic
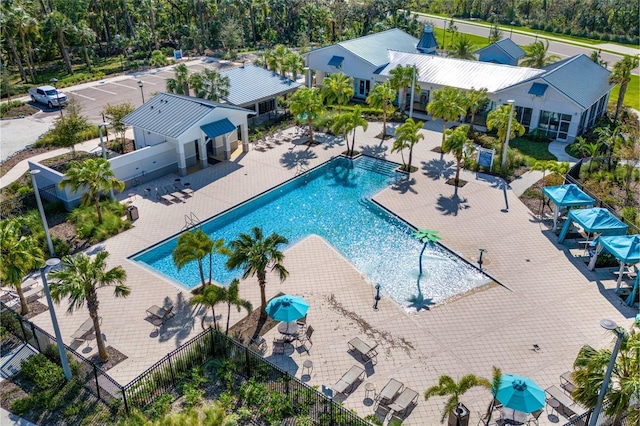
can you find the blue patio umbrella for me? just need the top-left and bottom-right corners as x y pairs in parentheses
(266, 295), (309, 322)
(494, 374), (545, 413)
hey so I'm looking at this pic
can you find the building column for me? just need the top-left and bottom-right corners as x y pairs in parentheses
(241, 124), (249, 153)
(199, 137), (208, 169)
(176, 141), (187, 176)
(223, 134), (231, 160)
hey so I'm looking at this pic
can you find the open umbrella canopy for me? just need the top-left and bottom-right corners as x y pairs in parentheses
(494, 374), (545, 413)
(266, 295), (309, 322)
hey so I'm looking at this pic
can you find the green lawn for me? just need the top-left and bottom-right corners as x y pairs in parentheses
(610, 74), (639, 111)
(434, 27), (491, 51)
(510, 137), (556, 164)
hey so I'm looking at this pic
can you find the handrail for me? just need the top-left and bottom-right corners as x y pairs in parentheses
(181, 212), (201, 231)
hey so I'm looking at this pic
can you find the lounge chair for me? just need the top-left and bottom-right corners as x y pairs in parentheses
(387, 387), (418, 417)
(174, 183), (194, 197)
(376, 378), (404, 406)
(296, 325), (314, 353)
(156, 188), (177, 204)
(333, 365), (365, 395)
(348, 337), (378, 364)
(146, 305), (174, 324)
(165, 186), (187, 202)
(71, 317), (102, 344)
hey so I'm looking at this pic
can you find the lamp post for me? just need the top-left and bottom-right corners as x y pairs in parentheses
(442, 19), (447, 53)
(510, 22), (515, 39)
(40, 258), (72, 381)
(373, 284), (381, 311)
(29, 169), (55, 257)
(589, 319), (625, 426)
(501, 100), (515, 171)
(98, 123), (115, 201)
(137, 80), (145, 104)
(409, 65), (416, 119)
(478, 248), (486, 270)
(50, 78), (63, 117)
(534, 33), (539, 43)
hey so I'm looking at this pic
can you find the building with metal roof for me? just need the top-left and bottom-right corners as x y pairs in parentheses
(121, 92), (254, 175)
(475, 38), (526, 66)
(220, 63), (301, 117)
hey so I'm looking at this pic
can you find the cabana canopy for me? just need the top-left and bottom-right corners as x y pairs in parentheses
(558, 208), (628, 243)
(588, 234), (640, 290)
(542, 184), (594, 231)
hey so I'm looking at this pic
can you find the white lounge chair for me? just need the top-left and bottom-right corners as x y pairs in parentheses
(333, 365), (365, 395)
(376, 378), (404, 406)
(387, 387), (418, 417)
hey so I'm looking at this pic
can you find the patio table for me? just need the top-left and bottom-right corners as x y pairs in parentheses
(277, 322), (299, 341)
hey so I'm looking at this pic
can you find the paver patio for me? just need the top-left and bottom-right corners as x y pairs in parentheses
(28, 121), (636, 425)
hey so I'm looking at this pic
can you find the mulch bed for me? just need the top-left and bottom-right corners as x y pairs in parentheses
(227, 292), (284, 345)
(86, 346), (128, 372)
(446, 178), (468, 187)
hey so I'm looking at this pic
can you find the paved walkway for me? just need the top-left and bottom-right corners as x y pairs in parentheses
(9, 122), (633, 425)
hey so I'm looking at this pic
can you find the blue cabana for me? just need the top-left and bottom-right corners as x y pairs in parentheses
(588, 234), (640, 291)
(542, 184), (594, 231)
(558, 208), (628, 243)
(626, 274), (639, 307)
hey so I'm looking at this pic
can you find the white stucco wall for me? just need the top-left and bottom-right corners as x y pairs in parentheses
(110, 142), (176, 183)
(306, 45), (378, 86)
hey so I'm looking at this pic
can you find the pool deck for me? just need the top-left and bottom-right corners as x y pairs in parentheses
(28, 121), (636, 425)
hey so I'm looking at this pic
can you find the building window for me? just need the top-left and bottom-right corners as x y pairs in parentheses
(597, 94), (607, 118)
(515, 106), (533, 132)
(538, 110), (572, 140)
(587, 102), (599, 129)
(357, 79), (370, 97)
(577, 111), (587, 135)
(258, 99), (275, 115)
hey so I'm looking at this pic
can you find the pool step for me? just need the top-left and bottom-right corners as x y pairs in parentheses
(356, 156), (400, 177)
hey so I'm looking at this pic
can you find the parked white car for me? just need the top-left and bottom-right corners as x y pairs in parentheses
(28, 85), (68, 108)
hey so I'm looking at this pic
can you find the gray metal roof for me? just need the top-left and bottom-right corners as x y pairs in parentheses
(379, 50), (543, 92)
(337, 29), (419, 67)
(538, 54), (611, 108)
(121, 93), (251, 138)
(220, 64), (301, 106)
(476, 38), (525, 59)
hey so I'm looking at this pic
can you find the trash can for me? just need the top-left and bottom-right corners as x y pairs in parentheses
(447, 403), (469, 426)
(126, 205), (139, 221)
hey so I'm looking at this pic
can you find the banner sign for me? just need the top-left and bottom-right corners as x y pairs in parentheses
(174, 49), (183, 60)
(477, 147), (495, 171)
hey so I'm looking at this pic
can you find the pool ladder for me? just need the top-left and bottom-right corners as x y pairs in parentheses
(182, 212), (201, 230)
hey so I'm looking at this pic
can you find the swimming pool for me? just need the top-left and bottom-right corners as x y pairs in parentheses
(132, 156), (490, 310)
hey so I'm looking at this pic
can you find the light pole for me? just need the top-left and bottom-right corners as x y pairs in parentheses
(137, 80), (145, 104)
(534, 33), (539, 43)
(50, 78), (63, 118)
(442, 19), (447, 53)
(29, 169), (55, 257)
(98, 123), (115, 201)
(501, 100), (515, 172)
(409, 65), (416, 119)
(510, 22), (515, 39)
(373, 284), (381, 311)
(589, 319), (625, 426)
(40, 258), (72, 381)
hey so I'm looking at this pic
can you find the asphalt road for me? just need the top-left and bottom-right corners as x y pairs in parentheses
(416, 14), (639, 74)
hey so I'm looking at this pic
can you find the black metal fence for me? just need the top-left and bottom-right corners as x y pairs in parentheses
(1, 304), (371, 425)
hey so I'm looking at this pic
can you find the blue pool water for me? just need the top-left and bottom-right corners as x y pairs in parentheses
(132, 156), (489, 310)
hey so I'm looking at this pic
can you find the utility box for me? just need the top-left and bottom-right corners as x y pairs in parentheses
(127, 205), (139, 221)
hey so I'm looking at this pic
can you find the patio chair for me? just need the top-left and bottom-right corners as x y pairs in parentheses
(333, 365), (365, 395)
(387, 387), (419, 417)
(156, 188), (177, 204)
(249, 336), (267, 354)
(174, 184), (194, 197)
(376, 378), (404, 407)
(146, 305), (174, 324)
(296, 325), (314, 353)
(348, 337), (378, 364)
(165, 186), (187, 202)
(272, 338), (286, 354)
(296, 314), (307, 333)
(527, 409), (543, 425)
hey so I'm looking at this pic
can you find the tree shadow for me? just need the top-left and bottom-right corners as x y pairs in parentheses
(436, 192), (470, 216)
(279, 149), (318, 170)
(421, 158), (455, 180)
(323, 159), (358, 188)
(391, 176), (418, 194)
(406, 275), (435, 311)
(158, 292), (196, 346)
(319, 134), (345, 150)
(359, 144), (388, 158)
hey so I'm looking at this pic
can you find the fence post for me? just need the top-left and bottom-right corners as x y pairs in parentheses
(245, 346), (251, 377)
(18, 313), (28, 341)
(94, 364), (101, 399)
(167, 353), (176, 386)
(30, 322), (41, 352)
(121, 385), (129, 415)
(209, 327), (215, 355)
(330, 399), (335, 426)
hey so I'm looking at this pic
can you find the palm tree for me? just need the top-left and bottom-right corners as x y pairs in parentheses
(393, 118), (424, 172)
(427, 87), (467, 148)
(225, 227), (289, 318)
(609, 55), (639, 123)
(286, 51), (306, 80)
(166, 63), (190, 95)
(75, 21), (96, 68)
(443, 124), (471, 186)
(49, 251), (130, 361)
(483, 367), (503, 426)
(321, 72), (354, 113)
(289, 87), (325, 145)
(463, 87), (489, 133)
(172, 229), (228, 288)
(412, 228), (441, 276)
(425, 374), (491, 424)
(572, 327), (639, 426)
(190, 284), (225, 330)
(1, 10), (27, 83)
(11, 7), (38, 83)
(366, 81), (397, 140)
(389, 64), (417, 111)
(58, 158), (125, 225)
(449, 36), (477, 60)
(520, 40), (560, 68)
(331, 106), (368, 157)
(0, 219), (44, 315)
(190, 69), (230, 101)
(486, 105), (525, 169)
(221, 279), (252, 334)
(46, 11), (74, 74)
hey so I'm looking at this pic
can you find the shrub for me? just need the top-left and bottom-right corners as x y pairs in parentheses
(20, 353), (65, 391)
(144, 393), (174, 419)
(68, 200), (130, 242)
(0, 100), (25, 117)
